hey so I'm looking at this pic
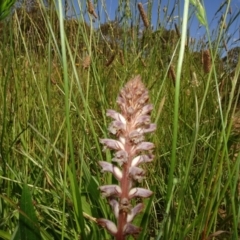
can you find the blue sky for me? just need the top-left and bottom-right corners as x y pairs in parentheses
(67, 0), (240, 50)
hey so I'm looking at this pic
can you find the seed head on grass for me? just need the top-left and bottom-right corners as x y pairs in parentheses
(82, 55), (91, 69)
(87, 1), (97, 19)
(97, 75), (156, 239)
(203, 49), (211, 74)
(137, 3), (149, 28)
(168, 64), (176, 86)
(105, 53), (115, 67)
(119, 50), (124, 66)
(190, 70), (199, 87)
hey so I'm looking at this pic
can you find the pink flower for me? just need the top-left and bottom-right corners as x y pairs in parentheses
(97, 76), (156, 239)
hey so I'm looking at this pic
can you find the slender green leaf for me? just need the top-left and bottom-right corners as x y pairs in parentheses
(17, 184), (41, 240)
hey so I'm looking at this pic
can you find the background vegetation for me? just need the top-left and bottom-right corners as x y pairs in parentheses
(0, 0), (240, 239)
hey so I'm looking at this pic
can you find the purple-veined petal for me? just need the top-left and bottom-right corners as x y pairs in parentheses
(129, 187), (153, 199)
(131, 154), (154, 167)
(106, 109), (126, 125)
(97, 218), (117, 236)
(116, 96), (125, 106)
(138, 92), (149, 105)
(99, 161), (122, 180)
(100, 139), (124, 151)
(125, 92), (132, 99)
(109, 199), (119, 218)
(108, 120), (126, 134)
(135, 115), (151, 126)
(127, 106), (135, 115)
(112, 150), (128, 165)
(123, 223), (141, 237)
(136, 142), (155, 151)
(99, 161), (113, 172)
(127, 203), (144, 223)
(129, 166), (145, 182)
(140, 104), (153, 115)
(100, 185), (122, 197)
(129, 130), (144, 144)
(143, 123), (157, 133)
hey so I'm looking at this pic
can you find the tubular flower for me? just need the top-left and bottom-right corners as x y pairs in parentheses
(97, 75), (156, 239)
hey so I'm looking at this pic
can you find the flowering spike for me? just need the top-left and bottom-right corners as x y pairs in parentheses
(97, 76), (156, 239)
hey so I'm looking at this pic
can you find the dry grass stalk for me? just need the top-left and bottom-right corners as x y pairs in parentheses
(223, 41), (228, 52)
(82, 55), (91, 69)
(130, 25), (134, 40)
(160, 36), (166, 44)
(174, 23), (181, 38)
(230, 112), (240, 161)
(203, 49), (211, 73)
(119, 50), (124, 65)
(168, 64), (176, 86)
(51, 78), (57, 85)
(87, 1), (97, 19)
(137, 3), (149, 28)
(156, 96), (166, 122)
(221, 21), (227, 29)
(159, 59), (164, 69)
(140, 57), (147, 67)
(105, 53), (115, 67)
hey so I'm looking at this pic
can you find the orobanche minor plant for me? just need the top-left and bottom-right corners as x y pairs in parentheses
(97, 75), (156, 239)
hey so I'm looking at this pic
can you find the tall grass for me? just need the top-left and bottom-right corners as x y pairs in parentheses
(0, 0), (240, 239)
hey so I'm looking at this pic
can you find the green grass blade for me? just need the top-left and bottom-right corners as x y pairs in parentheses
(15, 184), (41, 240)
